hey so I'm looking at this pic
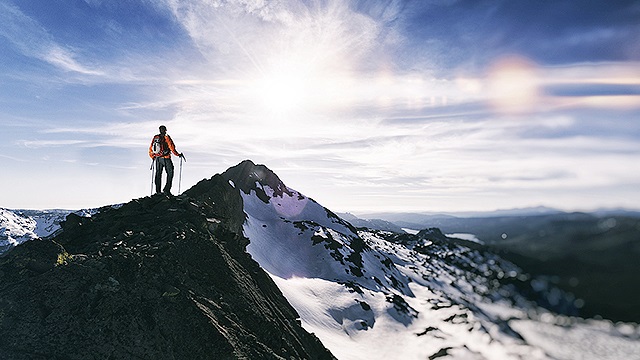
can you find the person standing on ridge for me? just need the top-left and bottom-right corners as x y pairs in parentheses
(149, 125), (185, 195)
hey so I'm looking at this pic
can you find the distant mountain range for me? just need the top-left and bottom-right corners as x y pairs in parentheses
(343, 209), (640, 323)
(1, 161), (639, 359)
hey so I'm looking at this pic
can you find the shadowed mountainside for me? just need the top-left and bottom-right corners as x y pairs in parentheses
(352, 211), (640, 323)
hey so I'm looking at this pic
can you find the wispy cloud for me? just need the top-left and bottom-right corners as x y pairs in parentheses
(44, 46), (104, 76)
(17, 140), (89, 149)
(0, 3), (104, 76)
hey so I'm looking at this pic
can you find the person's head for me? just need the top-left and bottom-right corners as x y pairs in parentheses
(159, 125), (167, 134)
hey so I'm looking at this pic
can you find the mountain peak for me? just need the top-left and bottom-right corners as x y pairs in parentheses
(221, 160), (293, 203)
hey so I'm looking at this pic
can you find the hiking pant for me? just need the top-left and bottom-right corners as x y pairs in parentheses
(155, 157), (174, 194)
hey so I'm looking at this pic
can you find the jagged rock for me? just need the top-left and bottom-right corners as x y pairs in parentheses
(222, 160), (294, 203)
(0, 173), (334, 360)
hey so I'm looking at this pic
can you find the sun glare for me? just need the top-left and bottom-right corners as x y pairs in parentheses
(248, 52), (359, 119)
(240, 4), (365, 119)
(255, 60), (311, 114)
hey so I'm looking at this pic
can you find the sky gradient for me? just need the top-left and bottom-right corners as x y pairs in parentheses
(1, 0), (639, 212)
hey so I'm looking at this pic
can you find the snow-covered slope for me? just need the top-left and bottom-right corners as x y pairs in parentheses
(1, 209), (68, 255)
(1, 208), (100, 256)
(225, 161), (640, 360)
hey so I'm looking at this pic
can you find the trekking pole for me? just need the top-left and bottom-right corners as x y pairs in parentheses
(150, 158), (155, 196)
(178, 156), (183, 194)
(178, 154), (186, 194)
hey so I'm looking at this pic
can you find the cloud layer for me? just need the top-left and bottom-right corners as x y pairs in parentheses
(1, 0), (639, 211)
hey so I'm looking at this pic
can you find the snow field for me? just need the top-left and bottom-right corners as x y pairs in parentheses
(239, 181), (640, 360)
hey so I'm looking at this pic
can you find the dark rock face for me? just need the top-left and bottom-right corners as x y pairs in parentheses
(0, 173), (334, 360)
(222, 160), (294, 203)
(221, 160), (360, 244)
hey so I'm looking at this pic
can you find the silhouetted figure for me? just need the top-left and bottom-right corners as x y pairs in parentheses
(149, 125), (184, 195)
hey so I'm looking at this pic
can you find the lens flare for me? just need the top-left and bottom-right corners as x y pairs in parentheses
(486, 55), (541, 114)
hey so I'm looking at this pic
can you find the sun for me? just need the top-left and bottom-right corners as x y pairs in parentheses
(246, 39), (356, 118)
(239, 5), (365, 119)
(255, 59), (312, 115)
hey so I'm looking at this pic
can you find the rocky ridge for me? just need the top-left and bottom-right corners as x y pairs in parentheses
(0, 171), (334, 360)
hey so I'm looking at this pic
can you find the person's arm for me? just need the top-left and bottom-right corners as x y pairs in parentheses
(165, 135), (182, 157)
(149, 136), (156, 159)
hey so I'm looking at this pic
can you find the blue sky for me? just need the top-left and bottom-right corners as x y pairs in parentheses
(1, 0), (639, 212)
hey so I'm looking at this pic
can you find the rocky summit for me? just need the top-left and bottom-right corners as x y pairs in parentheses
(0, 170), (334, 360)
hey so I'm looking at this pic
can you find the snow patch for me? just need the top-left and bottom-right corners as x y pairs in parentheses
(402, 228), (420, 235)
(1, 207), (103, 255)
(511, 319), (640, 360)
(1, 209), (70, 254)
(447, 233), (483, 244)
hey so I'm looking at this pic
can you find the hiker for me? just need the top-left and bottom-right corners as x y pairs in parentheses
(149, 125), (185, 195)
